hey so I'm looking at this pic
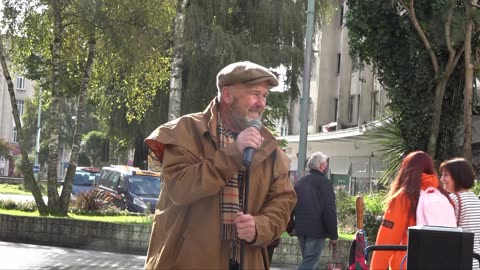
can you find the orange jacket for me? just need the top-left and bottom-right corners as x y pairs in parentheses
(370, 174), (439, 270)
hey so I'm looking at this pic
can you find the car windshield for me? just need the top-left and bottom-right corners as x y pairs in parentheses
(127, 175), (162, 196)
(73, 171), (98, 186)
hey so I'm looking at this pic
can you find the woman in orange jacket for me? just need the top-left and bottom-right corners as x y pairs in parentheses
(369, 151), (451, 270)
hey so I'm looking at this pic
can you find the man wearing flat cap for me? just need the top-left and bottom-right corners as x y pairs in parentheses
(144, 61), (296, 269)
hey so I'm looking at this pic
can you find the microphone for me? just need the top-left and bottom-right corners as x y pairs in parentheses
(242, 119), (263, 167)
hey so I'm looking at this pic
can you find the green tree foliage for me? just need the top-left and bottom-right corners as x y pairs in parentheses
(88, 0), (175, 167)
(93, 0), (334, 166)
(365, 113), (408, 184)
(179, 0), (334, 116)
(77, 152), (91, 167)
(346, 0), (467, 166)
(82, 131), (106, 167)
(0, 34), (47, 213)
(0, 139), (13, 159)
(2, 0), (175, 215)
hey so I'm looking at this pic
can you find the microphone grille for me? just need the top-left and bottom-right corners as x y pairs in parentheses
(248, 119), (263, 130)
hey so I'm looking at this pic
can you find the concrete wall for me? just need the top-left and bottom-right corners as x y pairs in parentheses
(0, 214), (151, 255)
(0, 214), (351, 269)
(0, 177), (23, 184)
(274, 236), (351, 269)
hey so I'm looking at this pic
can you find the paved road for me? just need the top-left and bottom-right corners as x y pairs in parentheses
(0, 241), (297, 269)
(0, 241), (144, 269)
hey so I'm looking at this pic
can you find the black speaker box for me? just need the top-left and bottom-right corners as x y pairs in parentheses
(407, 226), (474, 270)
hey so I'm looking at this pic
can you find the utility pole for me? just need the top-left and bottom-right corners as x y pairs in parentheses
(297, 0), (315, 176)
(34, 87), (42, 167)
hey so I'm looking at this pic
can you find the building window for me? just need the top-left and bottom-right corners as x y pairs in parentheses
(274, 118), (289, 137)
(334, 98), (338, 122)
(16, 100), (25, 116)
(348, 95), (355, 122)
(12, 126), (18, 143)
(336, 54), (341, 75)
(15, 100), (25, 126)
(280, 124), (288, 137)
(339, 5), (344, 27)
(357, 94), (361, 123)
(371, 91), (380, 119)
(16, 77), (26, 90)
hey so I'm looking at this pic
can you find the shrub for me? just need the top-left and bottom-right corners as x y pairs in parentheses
(336, 190), (386, 243)
(69, 190), (119, 215)
(0, 199), (17, 210)
(0, 199), (38, 212)
(362, 192), (386, 243)
(336, 189), (357, 234)
(472, 180), (480, 197)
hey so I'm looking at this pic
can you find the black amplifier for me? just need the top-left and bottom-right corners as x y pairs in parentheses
(407, 225), (474, 270)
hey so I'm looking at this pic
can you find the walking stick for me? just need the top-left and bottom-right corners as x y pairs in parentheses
(348, 196), (369, 270)
(239, 166), (250, 270)
(356, 196), (368, 262)
(356, 196), (364, 232)
(239, 120), (261, 269)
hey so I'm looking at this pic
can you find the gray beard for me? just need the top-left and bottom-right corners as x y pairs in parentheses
(230, 110), (249, 131)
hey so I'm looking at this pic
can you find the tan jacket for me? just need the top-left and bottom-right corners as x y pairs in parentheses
(144, 99), (297, 269)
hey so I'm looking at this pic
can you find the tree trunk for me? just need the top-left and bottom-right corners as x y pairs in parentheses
(0, 36), (48, 214)
(59, 32), (97, 214)
(401, 1), (464, 159)
(463, 4), (474, 161)
(46, 0), (64, 215)
(133, 132), (148, 170)
(427, 79), (448, 157)
(168, 0), (189, 121)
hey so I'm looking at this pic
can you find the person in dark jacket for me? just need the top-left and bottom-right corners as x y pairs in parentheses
(294, 152), (338, 270)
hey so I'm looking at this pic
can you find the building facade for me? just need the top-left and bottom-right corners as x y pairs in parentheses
(0, 74), (35, 176)
(281, 0), (389, 194)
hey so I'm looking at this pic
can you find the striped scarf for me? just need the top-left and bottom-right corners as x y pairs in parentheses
(217, 112), (245, 263)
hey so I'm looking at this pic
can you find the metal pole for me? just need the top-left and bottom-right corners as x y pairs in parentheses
(239, 166), (251, 270)
(34, 87), (42, 167)
(298, 0), (315, 176)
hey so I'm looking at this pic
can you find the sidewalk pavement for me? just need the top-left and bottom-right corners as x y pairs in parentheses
(0, 241), (297, 269)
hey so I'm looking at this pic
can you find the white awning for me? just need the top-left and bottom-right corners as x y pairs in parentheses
(329, 158), (351, 175)
(370, 157), (385, 178)
(351, 157), (369, 178)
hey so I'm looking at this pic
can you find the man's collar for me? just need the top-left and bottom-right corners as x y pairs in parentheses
(309, 168), (325, 175)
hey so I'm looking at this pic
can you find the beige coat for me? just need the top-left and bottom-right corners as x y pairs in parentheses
(144, 99), (296, 269)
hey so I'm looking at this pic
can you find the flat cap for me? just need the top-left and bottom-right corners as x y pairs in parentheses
(216, 61), (279, 91)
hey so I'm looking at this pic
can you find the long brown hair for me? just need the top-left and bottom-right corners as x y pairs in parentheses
(386, 151), (449, 219)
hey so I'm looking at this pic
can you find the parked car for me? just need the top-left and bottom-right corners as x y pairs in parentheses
(96, 165), (162, 213)
(71, 167), (100, 196)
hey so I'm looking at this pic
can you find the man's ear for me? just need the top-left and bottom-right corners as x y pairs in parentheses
(222, 87), (234, 104)
(319, 162), (326, 172)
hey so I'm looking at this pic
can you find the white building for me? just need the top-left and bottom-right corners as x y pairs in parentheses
(0, 75), (35, 176)
(281, 0), (389, 194)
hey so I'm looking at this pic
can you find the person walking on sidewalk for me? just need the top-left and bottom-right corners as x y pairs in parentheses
(293, 152), (338, 270)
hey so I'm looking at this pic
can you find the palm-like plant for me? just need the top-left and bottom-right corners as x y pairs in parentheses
(365, 112), (408, 185)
